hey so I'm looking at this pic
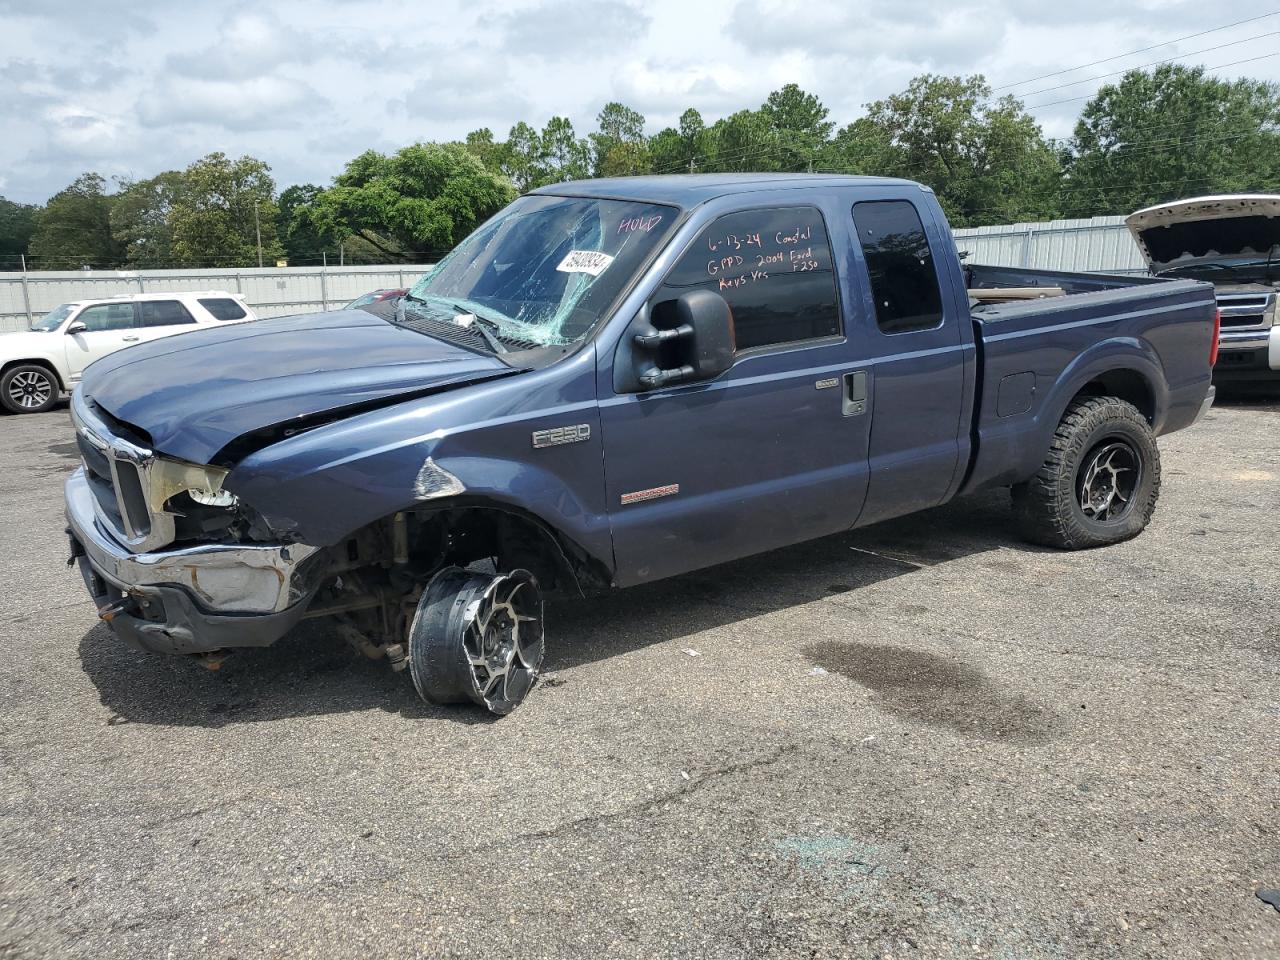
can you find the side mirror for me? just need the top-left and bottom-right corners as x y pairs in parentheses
(65, 321), (87, 335)
(629, 290), (736, 391)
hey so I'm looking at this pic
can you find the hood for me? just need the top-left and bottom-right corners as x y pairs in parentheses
(0, 329), (57, 357)
(1125, 194), (1280, 273)
(81, 309), (514, 464)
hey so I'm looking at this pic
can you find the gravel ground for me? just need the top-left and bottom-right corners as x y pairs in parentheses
(0, 395), (1277, 959)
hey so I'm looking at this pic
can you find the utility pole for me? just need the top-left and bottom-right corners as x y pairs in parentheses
(254, 200), (263, 268)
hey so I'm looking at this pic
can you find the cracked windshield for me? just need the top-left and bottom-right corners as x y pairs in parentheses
(404, 194), (677, 346)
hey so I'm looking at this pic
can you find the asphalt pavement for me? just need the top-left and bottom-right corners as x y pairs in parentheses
(0, 395), (1277, 959)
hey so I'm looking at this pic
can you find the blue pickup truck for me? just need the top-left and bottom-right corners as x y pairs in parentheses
(65, 174), (1218, 714)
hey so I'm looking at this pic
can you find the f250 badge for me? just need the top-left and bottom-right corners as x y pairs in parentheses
(531, 424), (591, 449)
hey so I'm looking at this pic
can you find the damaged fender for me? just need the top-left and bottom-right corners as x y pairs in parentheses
(223, 347), (616, 576)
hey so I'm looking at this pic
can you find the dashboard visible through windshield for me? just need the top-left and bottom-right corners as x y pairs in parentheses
(406, 194), (678, 347)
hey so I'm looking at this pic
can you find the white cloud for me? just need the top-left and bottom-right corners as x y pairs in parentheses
(490, 0), (652, 55)
(0, 0), (1277, 203)
(139, 76), (326, 131)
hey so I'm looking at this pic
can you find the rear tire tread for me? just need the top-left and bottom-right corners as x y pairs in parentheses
(1012, 396), (1161, 550)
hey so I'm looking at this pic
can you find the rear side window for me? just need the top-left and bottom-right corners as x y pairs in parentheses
(138, 300), (197, 328)
(75, 303), (135, 332)
(852, 200), (944, 335)
(661, 205), (840, 350)
(197, 297), (247, 321)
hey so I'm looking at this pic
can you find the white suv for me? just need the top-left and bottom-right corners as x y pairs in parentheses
(1, 291), (257, 414)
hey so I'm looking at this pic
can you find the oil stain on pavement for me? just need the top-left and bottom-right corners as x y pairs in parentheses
(805, 640), (1056, 743)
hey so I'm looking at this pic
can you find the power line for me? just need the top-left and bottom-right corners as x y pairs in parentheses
(992, 11), (1280, 90)
(1023, 51), (1280, 109)
(1014, 29), (1280, 101)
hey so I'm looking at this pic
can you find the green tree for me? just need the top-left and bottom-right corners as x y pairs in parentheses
(28, 173), (124, 269)
(590, 102), (651, 177)
(464, 127), (510, 174)
(706, 109), (779, 172)
(649, 108), (710, 174)
(1063, 64), (1280, 216)
(0, 197), (38, 268)
(110, 171), (185, 268)
(539, 116), (592, 185)
(761, 84), (833, 172)
(502, 121), (543, 192)
(825, 74), (1060, 225)
(278, 184), (330, 265)
(306, 142), (515, 260)
(167, 153), (283, 267)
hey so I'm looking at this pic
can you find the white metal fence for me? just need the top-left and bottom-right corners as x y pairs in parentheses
(951, 216), (1147, 276)
(0, 264), (434, 333)
(0, 220), (1151, 334)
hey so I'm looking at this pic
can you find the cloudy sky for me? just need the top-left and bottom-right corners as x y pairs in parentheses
(1, 0), (1277, 204)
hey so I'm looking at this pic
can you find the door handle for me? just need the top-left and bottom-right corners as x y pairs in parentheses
(842, 371), (868, 417)
(122, 336), (140, 342)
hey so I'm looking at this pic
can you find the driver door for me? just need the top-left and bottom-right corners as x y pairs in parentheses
(64, 302), (140, 380)
(598, 202), (872, 586)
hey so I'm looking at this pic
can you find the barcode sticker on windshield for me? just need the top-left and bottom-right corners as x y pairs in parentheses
(556, 250), (615, 277)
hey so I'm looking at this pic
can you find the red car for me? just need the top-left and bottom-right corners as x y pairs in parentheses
(343, 289), (406, 310)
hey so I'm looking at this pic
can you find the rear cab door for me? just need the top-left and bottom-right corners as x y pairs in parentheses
(597, 188), (874, 585)
(64, 302), (141, 380)
(844, 185), (976, 527)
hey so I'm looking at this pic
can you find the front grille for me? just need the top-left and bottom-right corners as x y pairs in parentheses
(73, 400), (175, 553)
(76, 434), (112, 485)
(1216, 292), (1273, 330)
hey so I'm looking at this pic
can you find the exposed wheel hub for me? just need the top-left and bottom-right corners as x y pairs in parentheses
(409, 568), (544, 715)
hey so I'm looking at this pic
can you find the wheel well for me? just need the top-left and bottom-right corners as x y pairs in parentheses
(331, 503), (609, 600)
(0, 358), (66, 391)
(1072, 369), (1155, 424)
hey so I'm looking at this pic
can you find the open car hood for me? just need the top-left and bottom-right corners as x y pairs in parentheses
(80, 309), (515, 464)
(1125, 194), (1280, 273)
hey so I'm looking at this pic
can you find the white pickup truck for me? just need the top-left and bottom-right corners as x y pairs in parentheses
(1, 291), (256, 414)
(1126, 195), (1280, 383)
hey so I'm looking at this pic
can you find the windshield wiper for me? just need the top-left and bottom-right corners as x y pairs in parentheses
(445, 303), (508, 354)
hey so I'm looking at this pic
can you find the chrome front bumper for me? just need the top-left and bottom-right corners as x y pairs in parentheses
(66, 467), (317, 616)
(1218, 325), (1280, 370)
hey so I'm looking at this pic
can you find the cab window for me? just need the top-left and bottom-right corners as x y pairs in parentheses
(851, 200), (944, 335)
(660, 206), (840, 351)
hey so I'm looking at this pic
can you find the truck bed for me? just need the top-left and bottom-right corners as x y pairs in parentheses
(958, 264), (1217, 495)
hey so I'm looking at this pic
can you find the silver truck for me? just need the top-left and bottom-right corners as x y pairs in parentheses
(1127, 195), (1280, 383)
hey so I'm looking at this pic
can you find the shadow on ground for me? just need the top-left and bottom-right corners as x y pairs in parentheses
(78, 487), (1031, 729)
(1212, 383), (1280, 410)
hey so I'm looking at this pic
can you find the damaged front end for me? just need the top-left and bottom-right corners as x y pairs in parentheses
(66, 391), (329, 654)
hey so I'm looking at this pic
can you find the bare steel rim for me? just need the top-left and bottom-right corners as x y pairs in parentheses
(7, 369), (54, 409)
(1077, 438), (1142, 524)
(462, 570), (544, 712)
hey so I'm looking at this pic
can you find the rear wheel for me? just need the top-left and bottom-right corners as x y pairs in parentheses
(1, 364), (59, 414)
(407, 567), (544, 715)
(1012, 396), (1161, 549)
